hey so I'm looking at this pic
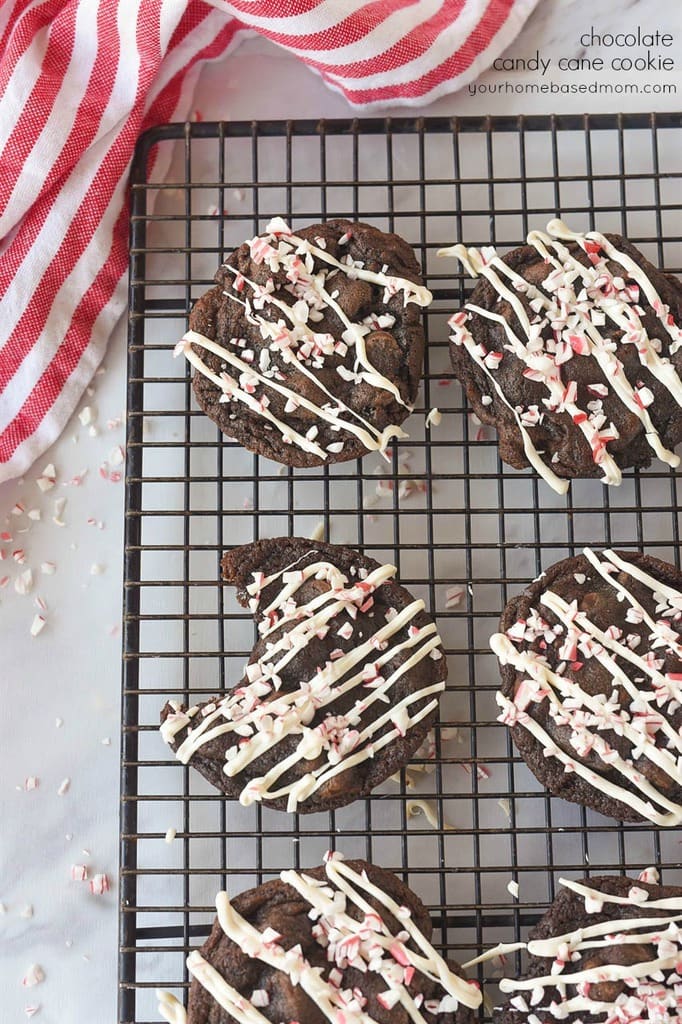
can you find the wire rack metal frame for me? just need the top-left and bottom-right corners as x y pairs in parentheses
(121, 113), (682, 1023)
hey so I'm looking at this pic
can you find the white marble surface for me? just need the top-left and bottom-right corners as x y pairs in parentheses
(1, 1), (680, 1020)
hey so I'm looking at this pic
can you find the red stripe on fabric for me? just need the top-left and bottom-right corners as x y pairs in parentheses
(0, 1), (78, 200)
(0, 1), (166, 446)
(214, 0), (324, 17)
(163, 0), (214, 51)
(325, 0), (515, 102)
(247, 0), (419, 53)
(262, 0), (468, 75)
(0, 0), (38, 57)
(0, 0), (56, 100)
(0, 5), (241, 461)
(0, 201), (129, 458)
(143, 16), (241, 129)
(0, 0), (121, 386)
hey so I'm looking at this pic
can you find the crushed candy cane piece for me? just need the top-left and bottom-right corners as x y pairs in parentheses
(71, 865), (88, 882)
(40, 562), (56, 575)
(30, 615), (46, 637)
(22, 964), (45, 987)
(89, 873), (110, 896)
(109, 445), (125, 467)
(53, 497), (67, 526)
(445, 586), (463, 609)
(57, 778), (70, 796)
(14, 566), (30, 590)
(164, 828), (177, 844)
(24, 776), (39, 791)
(36, 464), (56, 491)
(20, 904), (33, 919)
(507, 879), (519, 898)
(24, 1006), (41, 1019)
(78, 406), (94, 426)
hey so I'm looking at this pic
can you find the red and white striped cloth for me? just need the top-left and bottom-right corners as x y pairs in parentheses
(0, 0), (539, 483)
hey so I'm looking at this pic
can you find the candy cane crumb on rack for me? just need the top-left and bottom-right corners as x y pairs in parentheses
(161, 551), (445, 812)
(158, 852), (482, 1024)
(439, 219), (682, 494)
(175, 217), (434, 461)
(493, 547), (682, 827)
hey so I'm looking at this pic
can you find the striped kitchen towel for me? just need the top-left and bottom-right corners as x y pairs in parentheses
(0, 0), (539, 482)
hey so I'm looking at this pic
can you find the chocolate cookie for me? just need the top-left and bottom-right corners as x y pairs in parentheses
(495, 871), (682, 1024)
(492, 548), (682, 825)
(160, 538), (447, 813)
(439, 219), (682, 493)
(165, 855), (480, 1024)
(175, 217), (431, 466)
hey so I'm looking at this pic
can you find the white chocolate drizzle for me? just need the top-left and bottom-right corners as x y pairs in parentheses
(161, 552), (445, 812)
(177, 217), (433, 461)
(157, 989), (188, 1024)
(498, 873), (682, 1022)
(493, 548), (682, 827)
(159, 853), (481, 1023)
(439, 219), (682, 493)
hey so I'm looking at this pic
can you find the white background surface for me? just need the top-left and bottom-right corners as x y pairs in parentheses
(1, 1), (680, 1020)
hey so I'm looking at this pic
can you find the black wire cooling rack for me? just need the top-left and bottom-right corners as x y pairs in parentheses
(121, 114), (682, 1023)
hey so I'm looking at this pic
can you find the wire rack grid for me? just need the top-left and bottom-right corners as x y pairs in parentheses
(121, 113), (682, 1023)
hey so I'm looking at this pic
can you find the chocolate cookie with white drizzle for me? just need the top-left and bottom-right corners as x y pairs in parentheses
(493, 871), (682, 1024)
(439, 220), (682, 494)
(492, 548), (682, 826)
(177, 218), (432, 466)
(157, 853), (481, 1024)
(160, 538), (447, 813)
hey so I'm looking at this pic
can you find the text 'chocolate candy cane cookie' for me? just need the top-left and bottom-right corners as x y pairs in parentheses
(157, 854), (482, 1024)
(175, 217), (432, 466)
(160, 538), (447, 814)
(439, 220), (682, 494)
(493, 870), (682, 1024)
(492, 548), (682, 826)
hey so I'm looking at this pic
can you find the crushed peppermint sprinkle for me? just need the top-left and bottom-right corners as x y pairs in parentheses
(57, 778), (70, 796)
(22, 965), (45, 987)
(29, 615), (46, 637)
(36, 464), (56, 491)
(445, 585), (464, 609)
(507, 879), (519, 898)
(89, 873), (110, 896)
(493, 547), (682, 827)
